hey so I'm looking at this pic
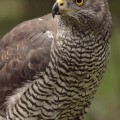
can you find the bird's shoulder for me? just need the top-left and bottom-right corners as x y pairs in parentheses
(0, 13), (56, 110)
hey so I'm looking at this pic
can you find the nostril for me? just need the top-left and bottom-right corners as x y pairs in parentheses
(60, 3), (64, 6)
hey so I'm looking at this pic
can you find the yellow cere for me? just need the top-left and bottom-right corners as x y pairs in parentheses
(57, 0), (64, 4)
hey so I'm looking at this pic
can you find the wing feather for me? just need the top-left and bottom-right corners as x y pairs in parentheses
(0, 14), (56, 110)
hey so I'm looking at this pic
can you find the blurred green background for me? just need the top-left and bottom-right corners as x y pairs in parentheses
(0, 0), (119, 120)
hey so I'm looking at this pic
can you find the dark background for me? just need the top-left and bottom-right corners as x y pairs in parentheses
(0, 0), (120, 120)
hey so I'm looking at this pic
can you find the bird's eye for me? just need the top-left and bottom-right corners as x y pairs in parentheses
(75, 0), (84, 6)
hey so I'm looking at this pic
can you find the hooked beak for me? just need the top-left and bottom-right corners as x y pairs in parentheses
(52, 2), (60, 18)
(52, 0), (65, 18)
(52, 0), (74, 18)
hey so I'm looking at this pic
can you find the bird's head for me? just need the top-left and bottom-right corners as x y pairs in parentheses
(52, 0), (111, 27)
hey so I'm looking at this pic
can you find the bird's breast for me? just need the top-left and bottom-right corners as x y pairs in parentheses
(53, 34), (110, 76)
(44, 30), (110, 119)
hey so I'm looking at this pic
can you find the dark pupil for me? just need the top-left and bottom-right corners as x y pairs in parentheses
(77, 0), (82, 3)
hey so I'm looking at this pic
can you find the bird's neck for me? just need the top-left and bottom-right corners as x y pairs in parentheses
(56, 15), (79, 33)
(55, 16), (81, 44)
(55, 15), (109, 46)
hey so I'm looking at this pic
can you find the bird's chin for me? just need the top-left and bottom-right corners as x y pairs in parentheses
(57, 11), (74, 18)
(57, 8), (77, 16)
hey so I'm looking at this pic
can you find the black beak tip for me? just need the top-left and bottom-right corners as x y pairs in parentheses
(52, 11), (56, 18)
(52, 2), (59, 18)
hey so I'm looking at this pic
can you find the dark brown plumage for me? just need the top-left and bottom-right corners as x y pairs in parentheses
(0, 14), (55, 110)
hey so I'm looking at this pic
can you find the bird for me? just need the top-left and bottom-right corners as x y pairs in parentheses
(0, 0), (112, 119)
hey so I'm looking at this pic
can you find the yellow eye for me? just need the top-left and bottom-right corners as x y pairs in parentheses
(75, 0), (84, 6)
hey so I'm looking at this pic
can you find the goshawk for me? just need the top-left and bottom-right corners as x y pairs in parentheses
(0, 0), (112, 119)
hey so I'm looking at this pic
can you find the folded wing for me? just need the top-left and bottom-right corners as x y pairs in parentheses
(0, 14), (56, 110)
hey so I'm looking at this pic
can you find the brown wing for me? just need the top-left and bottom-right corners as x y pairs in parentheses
(0, 14), (56, 110)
